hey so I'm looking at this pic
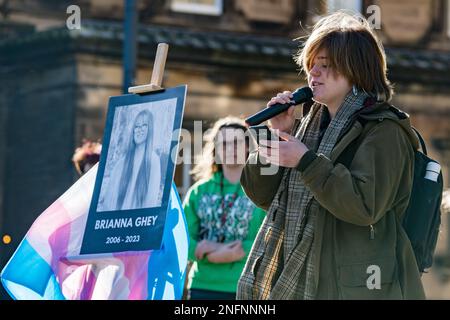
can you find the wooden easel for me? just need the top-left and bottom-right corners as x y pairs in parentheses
(128, 43), (191, 299)
(128, 43), (169, 94)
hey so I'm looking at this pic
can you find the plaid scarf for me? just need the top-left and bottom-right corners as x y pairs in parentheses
(238, 91), (369, 300)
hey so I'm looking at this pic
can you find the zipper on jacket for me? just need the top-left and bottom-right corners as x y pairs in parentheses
(370, 225), (375, 240)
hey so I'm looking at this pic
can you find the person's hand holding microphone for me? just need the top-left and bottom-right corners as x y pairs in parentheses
(267, 91), (297, 133)
(245, 87), (313, 168)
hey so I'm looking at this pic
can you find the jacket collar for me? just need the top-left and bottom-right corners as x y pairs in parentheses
(328, 98), (420, 162)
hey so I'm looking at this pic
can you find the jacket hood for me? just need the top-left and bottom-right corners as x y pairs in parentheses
(357, 102), (420, 151)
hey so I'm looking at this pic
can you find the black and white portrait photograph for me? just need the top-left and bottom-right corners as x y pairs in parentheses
(97, 98), (177, 212)
(80, 85), (186, 254)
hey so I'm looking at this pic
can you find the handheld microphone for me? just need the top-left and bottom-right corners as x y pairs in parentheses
(245, 87), (313, 126)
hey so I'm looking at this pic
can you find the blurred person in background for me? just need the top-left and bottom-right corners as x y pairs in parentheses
(442, 189), (450, 215)
(183, 116), (266, 300)
(72, 140), (102, 176)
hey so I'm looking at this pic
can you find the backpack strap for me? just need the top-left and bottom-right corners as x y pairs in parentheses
(388, 105), (427, 155)
(335, 102), (418, 168)
(334, 118), (377, 168)
(411, 127), (428, 155)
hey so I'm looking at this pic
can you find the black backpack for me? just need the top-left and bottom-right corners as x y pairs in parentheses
(401, 126), (443, 273)
(338, 105), (443, 273)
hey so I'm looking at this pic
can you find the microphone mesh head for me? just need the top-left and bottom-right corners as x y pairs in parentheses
(292, 87), (313, 104)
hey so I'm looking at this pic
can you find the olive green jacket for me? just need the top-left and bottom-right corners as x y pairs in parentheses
(240, 102), (426, 299)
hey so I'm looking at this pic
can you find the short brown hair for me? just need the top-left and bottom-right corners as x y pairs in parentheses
(294, 11), (393, 101)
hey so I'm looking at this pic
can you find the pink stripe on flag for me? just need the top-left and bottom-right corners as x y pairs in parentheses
(114, 252), (151, 300)
(58, 259), (97, 300)
(28, 200), (72, 264)
(49, 222), (71, 272)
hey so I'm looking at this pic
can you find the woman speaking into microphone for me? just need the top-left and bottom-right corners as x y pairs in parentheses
(237, 11), (425, 300)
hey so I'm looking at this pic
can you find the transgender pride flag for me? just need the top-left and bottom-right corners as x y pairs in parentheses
(0, 164), (189, 300)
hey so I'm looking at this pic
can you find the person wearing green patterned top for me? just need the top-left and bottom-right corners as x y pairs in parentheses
(183, 117), (266, 300)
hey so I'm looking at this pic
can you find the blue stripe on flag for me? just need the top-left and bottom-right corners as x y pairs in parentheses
(1, 238), (65, 300)
(147, 183), (189, 300)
